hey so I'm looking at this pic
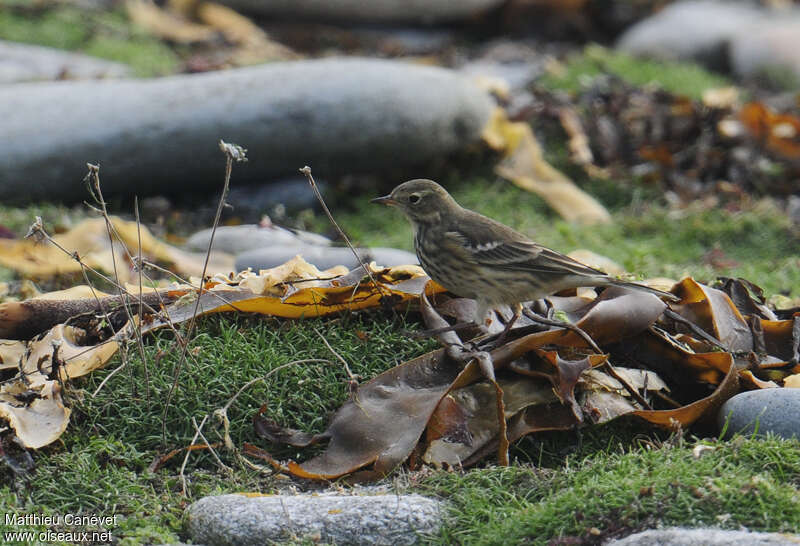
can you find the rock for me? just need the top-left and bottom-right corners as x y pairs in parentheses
(235, 245), (417, 271)
(787, 195), (800, 226)
(186, 493), (442, 546)
(0, 58), (493, 204)
(457, 40), (547, 92)
(225, 176), (329, 214)
(185, 225), (331, 254)
(218, 0), (504, 24)
(0, 40), (131, 84)
(608, 527), (800, 545)
(729, 17), (800, 87)
(616, 1), (765, 68)
(718, 388), (800, 439)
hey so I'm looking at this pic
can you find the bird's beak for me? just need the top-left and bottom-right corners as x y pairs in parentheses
(371, 195), (397, 206)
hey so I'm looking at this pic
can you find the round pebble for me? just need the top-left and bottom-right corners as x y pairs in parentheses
(718, 388), (800, 439)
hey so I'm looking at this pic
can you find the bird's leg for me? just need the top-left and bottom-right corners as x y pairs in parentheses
(491, 303), (522, 346)
(521, 307), (604, 355)
(405, 321), (475, 339)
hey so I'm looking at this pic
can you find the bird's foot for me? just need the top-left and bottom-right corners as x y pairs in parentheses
(521, 308), (604, 354)
(403, 321), (475, 339)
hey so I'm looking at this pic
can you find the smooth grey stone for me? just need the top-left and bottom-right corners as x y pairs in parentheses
(235, 245), (417, 271)
(218, 0), (504, 23)
(729, 17), (800, 86)
(787, 195), (800, 226)
(607, 528), (800, 545)
(616, 1), (764, 68)
(186, 493), (442, 546)
(718, 388), (800, 439)
(0, 58), (492, 204)
(0, 40), (131, 84)
(186, 225), (331, 254)
(225, 177), (328, 214)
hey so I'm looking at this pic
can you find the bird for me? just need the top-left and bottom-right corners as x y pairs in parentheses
(372, 179), (678, 335)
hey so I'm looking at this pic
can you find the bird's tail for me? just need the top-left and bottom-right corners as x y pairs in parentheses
(608, 280), (680, 302)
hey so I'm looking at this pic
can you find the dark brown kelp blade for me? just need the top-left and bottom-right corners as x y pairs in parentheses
(254, 347), (462, 480)
(254, 287), (668, 479)
(670, 277), (753, 352)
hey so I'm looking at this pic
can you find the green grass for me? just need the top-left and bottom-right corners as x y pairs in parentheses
(418, 434), (800, 544)
(6, 311), (800, 544)
(541, 44), (731, 100)
(1, 312), (437, 544)
(0, 26), (798, 542)
(0, 5), (179, 77)
(2, 188), (798, 541)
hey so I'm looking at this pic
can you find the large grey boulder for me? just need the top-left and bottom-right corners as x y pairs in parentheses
(729, 18), (800, 86)
(616, 1), (764, 68)
(218, 0), (504, 24)
(186, 493), (443, 545)
(0, 41), (131, 84)
(0, 58), (493, 204)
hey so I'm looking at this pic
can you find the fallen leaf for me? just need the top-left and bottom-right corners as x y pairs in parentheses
(483, 108), (611, 225)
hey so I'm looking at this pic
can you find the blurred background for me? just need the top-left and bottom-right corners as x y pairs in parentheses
(0, 0), (799, 300)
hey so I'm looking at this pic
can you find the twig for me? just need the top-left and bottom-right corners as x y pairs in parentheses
(222, 359), (331, 414)
(521, 307), (604, 355)
(192, 416), (231, 475)
(663, 308), (727, 351)
(214, 358), (330, 467)
(180, 413), (209, 497)
(133, 196), (152, 405)
(162, 140), (246, 444)
(86, 164), (140, 398)
(141, 260), (245, 313)
(602, 361), (652, 411)
(91, 358), (128, 398)
(519, 306), (652, 408)
(299, 166), (387, 299)
(314, 327), (358, 385)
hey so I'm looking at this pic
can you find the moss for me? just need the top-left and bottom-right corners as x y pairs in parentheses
(542, 44), (731, 100)
(0, 5), (179, 78)
(419, 435), (800, 544)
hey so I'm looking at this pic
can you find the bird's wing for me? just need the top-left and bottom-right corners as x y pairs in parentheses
(443, 217), (607, 278)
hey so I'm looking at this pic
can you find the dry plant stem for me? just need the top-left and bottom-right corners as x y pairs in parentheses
(192, 416), (231, 475)
(91, 356), (128, 397)
(299, 166), (387, 299)
(222, 359), (332, 413)
(406, 321), (474, 339)
(162, 144), (239, 445)
(180, 413), (209, 497)
(602, 361), (652, 411)
(520, 307), (652, 409)
(141, 260), (244, 312)
(80, 167), (187, 352)
(86, 164), (141, 398)
(314, 328), (357, 383)
(521, 307), (604, 355)
(29, 224), (167, 321)
(134, 196), (152, 405)
(663, 308), (727, 351)
(213, 359), (331, 476)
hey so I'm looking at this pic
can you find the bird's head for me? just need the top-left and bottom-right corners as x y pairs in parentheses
(371, 179), (458, 226)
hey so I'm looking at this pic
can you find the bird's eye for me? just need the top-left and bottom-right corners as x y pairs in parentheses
(409, 193), (421, 204)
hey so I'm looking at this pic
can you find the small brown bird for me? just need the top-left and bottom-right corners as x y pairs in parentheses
(372, 179), (677, 331)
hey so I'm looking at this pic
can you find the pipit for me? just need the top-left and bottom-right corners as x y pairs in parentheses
(372, 179), (677, 337)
